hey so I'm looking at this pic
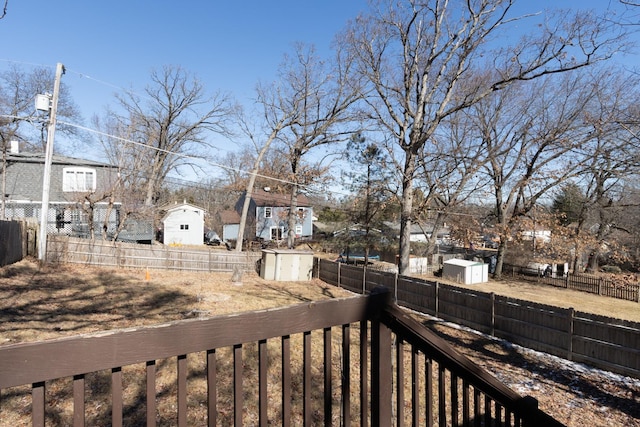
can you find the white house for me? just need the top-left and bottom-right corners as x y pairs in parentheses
(161, 202), (205, 245)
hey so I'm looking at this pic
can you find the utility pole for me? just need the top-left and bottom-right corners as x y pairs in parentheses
(38, 62), (64, 262)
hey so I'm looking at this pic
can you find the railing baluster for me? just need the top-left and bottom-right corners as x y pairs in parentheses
(484, 395), (492, 426)
(462, 379), (470, 426)
(112, 367), (122, 427)
(282, 335), (291, 427)
(473, 388), (481, 427)
(425, 358), (433, 427)
(360, 320), (368, 427)
(438, 365), (446, 427)
(206, 350), (216, 427)
(259, 339), (268, 427)
(323, 327), (332, 427)
(73, 374), (85, 427)
(341, 324), (351, 426)
(371, 317), (392, 426)
(32, 381), (45, 427)
(146, 360), (157, 427)
(396, 339), (405, 427)
(233, 344), (243, 427)
(495, 402), (503, 426)
(412, 344), (420, 427)
(451, 373), (458, 427)
(303, 330), (312, 426)
(177, 354), (187, 426)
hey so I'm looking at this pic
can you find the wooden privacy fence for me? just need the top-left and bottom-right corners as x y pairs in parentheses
(47, 235), (261, 273)
(0, 290), (563, 426)
(318, 259), (640, 379)
(506, 268), (640, 303)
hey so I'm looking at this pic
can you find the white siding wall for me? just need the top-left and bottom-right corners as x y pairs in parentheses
(163, 208), (204, 245)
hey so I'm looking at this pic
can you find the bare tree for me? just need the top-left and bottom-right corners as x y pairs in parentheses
(107, 65), (236, 207)
(341, 0), (629, 275)
(272, 43), (361, 248)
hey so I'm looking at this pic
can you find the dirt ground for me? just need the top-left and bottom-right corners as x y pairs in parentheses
(1, 258), (639, 426)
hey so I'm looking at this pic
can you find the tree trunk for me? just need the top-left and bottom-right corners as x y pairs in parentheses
(398, 151), (417, 276)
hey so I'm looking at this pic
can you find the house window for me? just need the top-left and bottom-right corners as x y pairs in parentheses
(63, 167), (96, 192)
(264, 207), (272, 218)
(295, 225), (303, 236)
(270, 226), (283, 240)
(297, 207), (305, 218)
(180, 224), (189, 230)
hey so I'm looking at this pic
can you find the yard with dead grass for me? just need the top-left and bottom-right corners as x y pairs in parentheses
(1, 258), (639, 426)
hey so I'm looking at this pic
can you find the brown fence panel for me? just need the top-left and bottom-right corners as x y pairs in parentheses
(338, 264), (365, 294)
(318, 258), (339, 286)
(571, 312), (640, 378)
(363, 268), (394, 294)
(395, 276), (437, 315)
(438, 284), (493, 334)
(494, 296), (571, 357)
(0, 220), (26, 266)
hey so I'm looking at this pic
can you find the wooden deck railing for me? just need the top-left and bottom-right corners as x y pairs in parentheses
(0, 289), (563, 426)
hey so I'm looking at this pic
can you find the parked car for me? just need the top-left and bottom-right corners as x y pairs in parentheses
(204, 230), (221, 246)
(521, 262), (550, 276)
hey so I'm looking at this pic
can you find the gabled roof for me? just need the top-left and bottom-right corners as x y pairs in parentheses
(248, 189), (310, 207)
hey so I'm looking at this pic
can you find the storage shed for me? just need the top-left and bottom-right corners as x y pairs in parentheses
(161, 202), (205, 246)
(442, 259), (488, 284)
(260, 249), (314, 281)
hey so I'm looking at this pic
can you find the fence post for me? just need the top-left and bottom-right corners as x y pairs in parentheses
(394, 272), (398, 302)
(337, 261), (341, 288)
(565, 272), (570, 289)
(490, 292), (495, 337)
(567, 307), (574, 361)
(362, 265), (367, 295)
(598, 278), (602, 296)
(435, 281), (439, 318)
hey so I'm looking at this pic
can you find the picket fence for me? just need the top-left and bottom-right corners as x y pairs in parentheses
(318, 259), (640, 380)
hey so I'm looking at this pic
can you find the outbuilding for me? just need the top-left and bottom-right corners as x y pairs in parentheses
(260, 249), (314, 281)
(442, 259), (488, 285)
(161, 201), (205, 246)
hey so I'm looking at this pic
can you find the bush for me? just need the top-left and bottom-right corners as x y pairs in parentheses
(601, 265), (622, 274)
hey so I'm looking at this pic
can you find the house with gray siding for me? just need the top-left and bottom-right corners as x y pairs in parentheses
(2, 151), (121, 235)
(226, 189), (314, 244)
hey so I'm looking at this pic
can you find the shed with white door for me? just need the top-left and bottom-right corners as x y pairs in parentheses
(442, 259), (488, 284)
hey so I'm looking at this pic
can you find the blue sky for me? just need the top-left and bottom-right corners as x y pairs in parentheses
(1, 0), (638, 180)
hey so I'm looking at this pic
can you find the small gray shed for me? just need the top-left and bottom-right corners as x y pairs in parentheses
(442, 259), (488, 284)
(260, 249), (314, 281)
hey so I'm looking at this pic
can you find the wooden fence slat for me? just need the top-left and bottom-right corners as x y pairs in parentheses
(303, 330), (312, 426)
(206, 350), (216, 427)
(32, 381), (45, 427)
(281, 335), (291, 427)
(177, 354), (187, 427)
(112, 367), (122, 427)
(258, 339), (267, 427)
(233, 345), (243, 427)
(146, 360), (156, 427)
(323, 327), (332, 427)
(73, 374), (85, 427)
(341, 324), (351, 426)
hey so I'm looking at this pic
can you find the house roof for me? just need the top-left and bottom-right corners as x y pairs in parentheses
(7, 152), (116, 168)
(248, 189), (310, 207)
(220, 209), (241, 225)
(159, 201), (205, 213)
